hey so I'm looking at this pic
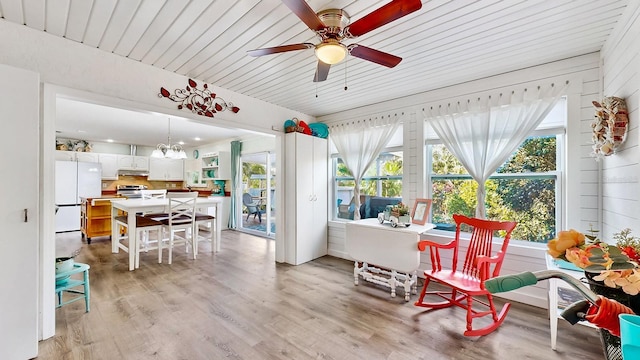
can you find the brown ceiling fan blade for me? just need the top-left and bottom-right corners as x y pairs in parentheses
(281, 0), (326, 31)
(344, 0), (422, 38)
(349, 45), (402, 68)
(247, 43), (314, 57)
(313, 61), (331, 82)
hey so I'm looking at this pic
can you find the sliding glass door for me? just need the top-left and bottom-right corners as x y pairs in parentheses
(239, 152), (275, 238)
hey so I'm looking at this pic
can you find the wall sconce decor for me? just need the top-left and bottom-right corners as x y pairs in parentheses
(159, 79), (240, 118)
(591, 96), (628, 159)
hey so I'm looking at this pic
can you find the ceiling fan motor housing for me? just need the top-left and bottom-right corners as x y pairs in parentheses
(317, 9), (350, 38)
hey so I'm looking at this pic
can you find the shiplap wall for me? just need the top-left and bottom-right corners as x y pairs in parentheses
(601, 2), (640, 240)
(320, 53), (602, 308)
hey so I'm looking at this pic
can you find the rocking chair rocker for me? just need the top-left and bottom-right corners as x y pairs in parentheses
(414, 214), (517, 336)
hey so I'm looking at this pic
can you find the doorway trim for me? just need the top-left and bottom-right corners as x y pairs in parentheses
(40, 84), (285, 339)
(239, 151), (275, 238)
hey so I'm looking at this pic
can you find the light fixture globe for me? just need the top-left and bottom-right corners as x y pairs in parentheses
(151, 118), (187, 159)
(151, 149), (164, 158)
(315, 40), (347, 65)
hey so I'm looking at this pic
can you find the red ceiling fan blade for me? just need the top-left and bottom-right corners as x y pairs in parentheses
(349, 45), (402, 68)
(344, 0), (422, 38)
(247, 43), (314, 57)
(281, 0), (326, 31)
(313, 61), (331, 82)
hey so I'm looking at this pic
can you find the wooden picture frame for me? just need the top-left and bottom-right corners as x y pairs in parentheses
(411, 198), (432, 225)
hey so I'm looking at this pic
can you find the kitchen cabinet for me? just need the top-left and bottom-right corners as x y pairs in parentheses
(99, 153), (118, 180)
(185, 159), (207, 187)
(80, 197), (115, 243)
(55, 150), (76, 161)
(55, 151), (100, 162)
(117, 155), (149, 171)
(284, 132), (328, 265)
(76, 152), (99, 162)
(148, 157), (184, 180)
(201, 151), (230, 180)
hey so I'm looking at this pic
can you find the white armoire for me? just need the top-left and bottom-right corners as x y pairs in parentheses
(284, 132), (328, 265)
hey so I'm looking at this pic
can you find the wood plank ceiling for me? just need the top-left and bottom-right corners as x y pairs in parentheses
(0, 0), (630, 117)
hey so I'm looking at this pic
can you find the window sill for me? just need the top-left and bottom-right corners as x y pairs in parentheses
(328, 220), (548, 257)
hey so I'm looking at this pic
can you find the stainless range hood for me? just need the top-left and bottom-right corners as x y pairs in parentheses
(117, 145), (149, 176)
(117, 169), (149, 177)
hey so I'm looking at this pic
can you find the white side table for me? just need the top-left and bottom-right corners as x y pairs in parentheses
(345, 218), (435, 301)
(545, 255), (595, 350)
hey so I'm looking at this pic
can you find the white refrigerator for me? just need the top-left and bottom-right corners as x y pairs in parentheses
(55, 160), (102, 232)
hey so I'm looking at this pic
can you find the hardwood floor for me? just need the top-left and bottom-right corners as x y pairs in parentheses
(42, 231), (606, 359)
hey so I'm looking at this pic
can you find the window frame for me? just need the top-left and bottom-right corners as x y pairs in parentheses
(331, 146), (404, 221)
(425, 128), (565, 246)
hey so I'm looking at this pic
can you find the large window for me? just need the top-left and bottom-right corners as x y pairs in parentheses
(334, 149), (403, 220)
(428, 135), (560, 243)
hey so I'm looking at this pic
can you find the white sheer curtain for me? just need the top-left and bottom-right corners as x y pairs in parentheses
(425, 83), (566, 218)
(330, 116), (401, 220)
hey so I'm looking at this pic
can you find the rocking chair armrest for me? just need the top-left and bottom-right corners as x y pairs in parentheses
(477, 253), (506, 283)
(417, 239), (456, 252)
(476, 253), (503, 266)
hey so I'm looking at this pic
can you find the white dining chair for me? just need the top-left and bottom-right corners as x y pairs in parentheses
(136, 189), (168, 256)
(140, 189), (167, 199)
(113, 214), (164, 269)
(156, 192), (198, 264)
(193, 210), (216, 256)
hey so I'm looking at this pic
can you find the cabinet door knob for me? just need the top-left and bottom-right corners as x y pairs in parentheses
(24, 208), (28, 222)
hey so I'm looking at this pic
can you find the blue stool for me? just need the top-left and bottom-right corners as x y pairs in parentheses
(55, 262), (90, 312)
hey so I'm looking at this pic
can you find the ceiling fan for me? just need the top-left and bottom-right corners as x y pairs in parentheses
(247, 0), (423, 82)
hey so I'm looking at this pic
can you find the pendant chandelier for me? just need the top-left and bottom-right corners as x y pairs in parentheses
(150, 118), (187, 159)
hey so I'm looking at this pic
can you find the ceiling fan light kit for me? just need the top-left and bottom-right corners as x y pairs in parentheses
(247, 0), (422, 82)
(315, 40), (347, 65)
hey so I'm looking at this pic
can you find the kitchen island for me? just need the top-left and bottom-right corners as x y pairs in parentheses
(80, 196), (122, 243)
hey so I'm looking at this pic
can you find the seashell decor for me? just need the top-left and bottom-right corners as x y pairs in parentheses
(591, 96), (628, 159)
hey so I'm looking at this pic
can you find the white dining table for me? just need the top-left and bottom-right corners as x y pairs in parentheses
(110, 196), (224, 271)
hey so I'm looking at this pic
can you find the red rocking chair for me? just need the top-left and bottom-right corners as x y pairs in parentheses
(414, 214), (517, 336)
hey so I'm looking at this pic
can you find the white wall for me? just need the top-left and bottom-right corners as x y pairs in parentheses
(240, 133), (277, 154)
(0, 19), (311, 341)
(319, 53), (602, 308)
(600, 2), (640, 240)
